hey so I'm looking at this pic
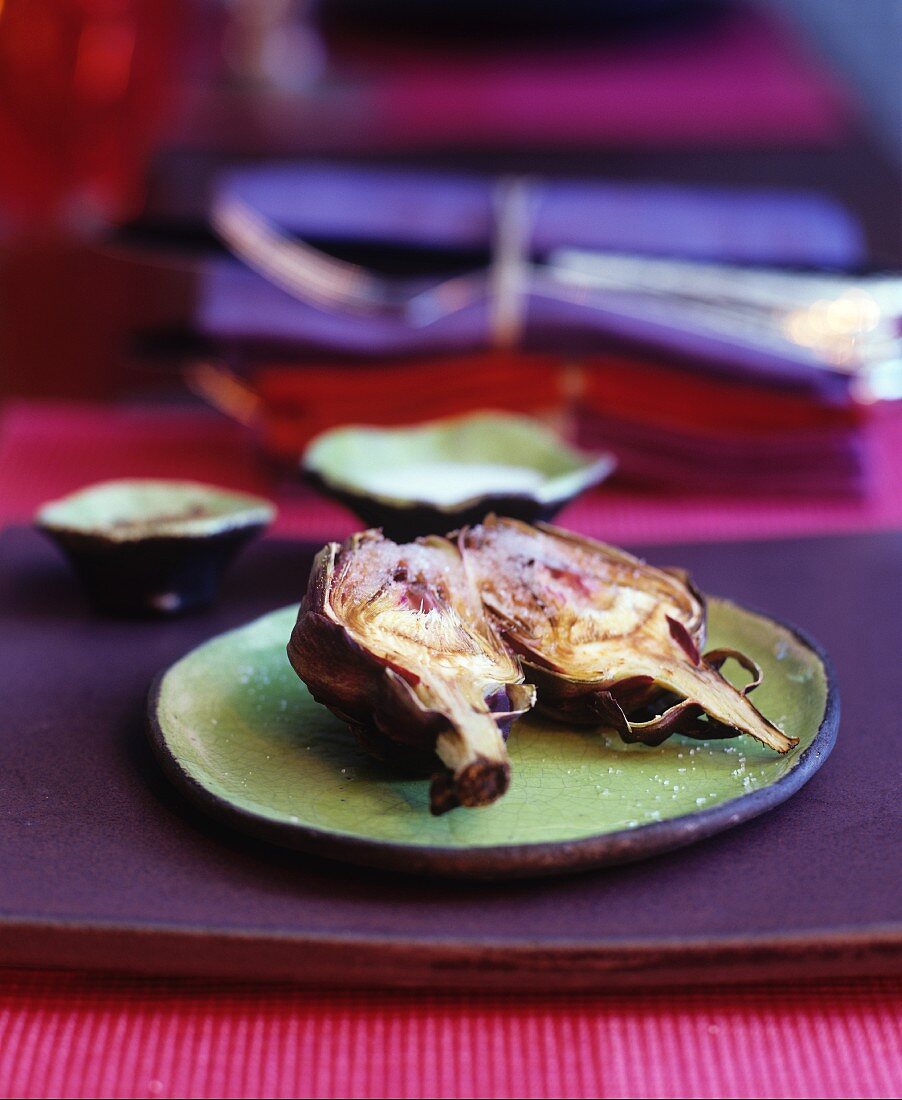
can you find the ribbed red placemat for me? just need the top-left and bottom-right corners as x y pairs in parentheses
(1, 400), (901, 545)
(1, 972), (899, 1099)
(1, 400), (900, 1100)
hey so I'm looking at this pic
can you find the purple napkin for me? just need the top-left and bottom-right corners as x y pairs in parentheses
(198, 163), (865, 392)
(207, 163), (864, 263)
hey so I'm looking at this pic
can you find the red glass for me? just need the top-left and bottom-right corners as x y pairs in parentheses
(0, 0), (176, 229)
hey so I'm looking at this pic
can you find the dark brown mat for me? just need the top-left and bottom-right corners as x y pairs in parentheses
(2, 525), (899, 989)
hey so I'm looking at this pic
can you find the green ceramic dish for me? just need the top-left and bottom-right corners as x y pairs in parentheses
(302, 412), (615, 541)
(148, 599), (838, 879)
(37, 479), (276, 616)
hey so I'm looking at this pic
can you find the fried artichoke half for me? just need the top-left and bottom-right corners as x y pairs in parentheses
(287, 529), (536, 814)
(460, 517), (797, 753)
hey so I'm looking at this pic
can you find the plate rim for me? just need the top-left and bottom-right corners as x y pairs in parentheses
(146, 598), (840, 880)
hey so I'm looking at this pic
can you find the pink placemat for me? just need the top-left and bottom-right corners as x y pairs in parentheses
(1, 400), (900, 1100)
(2, 400), (901, 546)
(370, 7), (852, 149)
(0, 971), (899, 1100)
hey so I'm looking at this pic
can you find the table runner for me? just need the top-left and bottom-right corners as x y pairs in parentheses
(1, 400), (900, 1100)
(1, 971), (899, 1100)
(2, 401), (901, 545)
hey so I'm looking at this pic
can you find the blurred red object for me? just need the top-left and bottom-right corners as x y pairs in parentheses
(187, 348), (875, 498)
(188, 352), (569, 463)
(0, 0), (177, 230)
(576, 354), (871, 496)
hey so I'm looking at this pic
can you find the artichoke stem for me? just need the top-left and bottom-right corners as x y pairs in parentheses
(430, 688), (511, 814)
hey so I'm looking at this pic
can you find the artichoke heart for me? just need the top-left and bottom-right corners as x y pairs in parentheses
(460, 517), (797, 754)
(287, 529), (535, 814)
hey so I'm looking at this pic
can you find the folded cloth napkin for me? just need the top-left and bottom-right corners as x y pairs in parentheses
(245, 352), (566, 461)
(191, 348), (872, 497)
(198, 164), (865, 393)
(207, 163), (865, 262)
(576, 411), (869, 496)
(576, 355), (871, 496)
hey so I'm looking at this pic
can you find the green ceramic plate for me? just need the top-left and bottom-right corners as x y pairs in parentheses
(148, 599), (838, 879)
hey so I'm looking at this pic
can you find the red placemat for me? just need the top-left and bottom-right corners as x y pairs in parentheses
(2, 400), (901, 545)
(0, 972), (899, 1099)
(1, 400), (900, 1100)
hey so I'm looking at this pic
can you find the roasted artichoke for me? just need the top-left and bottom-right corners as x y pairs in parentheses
(459, 517), (797, 753)
(287, 529), (535, 814)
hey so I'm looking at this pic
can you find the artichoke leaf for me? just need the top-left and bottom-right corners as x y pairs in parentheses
(288, 529), (535, 814)
(460, 517), (797, 754)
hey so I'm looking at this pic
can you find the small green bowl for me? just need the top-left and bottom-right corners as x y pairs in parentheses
(302, 412), (615, 540)
(36, 479), (276, 616)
